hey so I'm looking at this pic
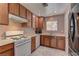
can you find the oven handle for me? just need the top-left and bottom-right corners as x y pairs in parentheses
(15, 41), (31, 47)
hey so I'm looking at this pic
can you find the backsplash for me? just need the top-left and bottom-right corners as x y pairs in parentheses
(0, 19), (23, 39)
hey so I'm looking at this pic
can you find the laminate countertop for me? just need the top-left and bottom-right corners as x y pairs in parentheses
(0, 34), (37, 46)
(0, 33), (65, 46)
(0, 39), (14, 46)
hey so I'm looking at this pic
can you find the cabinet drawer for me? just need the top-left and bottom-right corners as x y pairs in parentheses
(0, 49), (14, 56)
(0, 43), (14, 53)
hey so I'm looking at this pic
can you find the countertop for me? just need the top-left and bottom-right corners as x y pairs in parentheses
(41, 33), (65, 36)
(0, 34), (37, 46)
(0, 39), (14, 46)
(0, 33), (65, 46)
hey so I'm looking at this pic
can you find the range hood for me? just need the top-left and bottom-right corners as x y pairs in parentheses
(9, 14), (28, 23)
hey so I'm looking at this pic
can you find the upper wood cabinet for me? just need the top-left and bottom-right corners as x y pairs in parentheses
(32, 14), (36, 28)
(38, 17), (44, 29)
(31, 37), (36, 53)
(33, 16), (44, 29)
(35, 16), (39, 28)
(9, 3), (20, 16)
(21, 23), (27, 27)
(20, 5), (26, 18)
(0, 3), (9, 25)
(27, 10), (32, 20)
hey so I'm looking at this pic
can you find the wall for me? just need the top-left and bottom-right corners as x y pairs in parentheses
(42, 14), (65, 36)
(64, 4), (71, 55)
(0, 19), (23, 39)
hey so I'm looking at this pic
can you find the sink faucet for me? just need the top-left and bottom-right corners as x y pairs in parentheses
(2, 32), (6, 40)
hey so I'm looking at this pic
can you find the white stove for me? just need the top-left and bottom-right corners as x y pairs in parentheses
(5, 31), (31, 56)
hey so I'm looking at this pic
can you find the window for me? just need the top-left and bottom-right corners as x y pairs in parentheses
(46, 21), (57, 31)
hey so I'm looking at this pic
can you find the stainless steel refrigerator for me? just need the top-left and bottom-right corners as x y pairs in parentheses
(68, 4), (79, 56)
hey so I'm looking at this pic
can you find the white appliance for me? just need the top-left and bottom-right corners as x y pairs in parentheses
(36, 34), (40, 48)
(14, 38), (31, 56)
(5, 31), (31, 56)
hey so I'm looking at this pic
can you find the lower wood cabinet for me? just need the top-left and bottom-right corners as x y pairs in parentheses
(0, 43), (14, 56)
(31, 37), (36, 53)
(56, 36), (65, 50)
(40, 35), (51, 47)
(43, 35), (50, 47)
(0, 49), (14, 56)
(40, 35), (44, 45)
(50, 36), (57, 48)
(40, 35), (65, 50)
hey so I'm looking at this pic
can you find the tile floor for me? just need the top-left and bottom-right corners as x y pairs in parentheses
(30, 46), (68, 56)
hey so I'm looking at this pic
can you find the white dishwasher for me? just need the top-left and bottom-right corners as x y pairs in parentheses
(36, 34), (40, 48)
(14, 38), (31, 56)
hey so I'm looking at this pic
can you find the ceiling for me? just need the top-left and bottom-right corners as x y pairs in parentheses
(21, 3), (70, 16)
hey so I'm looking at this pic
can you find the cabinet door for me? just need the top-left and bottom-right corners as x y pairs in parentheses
(50, 36), (57, 48)
(32, 14), (36, 28)
(38, 17), (44, 29)
(0, 43), (14, 56)
(27, 10), (32, 20)
(57, 36), (65, 50)
(27, 10), (32, 28)
(21, 23), (27, 27)
(35, 16), (39, 28)
(9, 3), (19, 16)
(0, 3), (8, 25)
(0, 49), (14, 56)
(44, 36), (50, 47)
(40, 35), (44, 45)
(20, 5), (26, 18)
(31, 37), (36, 53)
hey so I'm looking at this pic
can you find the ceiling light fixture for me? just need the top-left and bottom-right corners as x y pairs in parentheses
(54, 11), (56, 13)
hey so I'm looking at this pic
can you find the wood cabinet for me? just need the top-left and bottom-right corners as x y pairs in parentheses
(0, 43), (14, 56)
(32, 14), (36, 28)
(20, 4), (26, 18)
(9, 3), (20, 16)
(40, 35), (50, 47)
(38, 17), (44, 29)
(26, 10), (32, 28)
(44, 35), (50, 47)
(40, 35), (65, 50)
(0, 3), (9, 25)
(21, 23), (27, 27)
(34, 16), (44, 29)
(35, 16), (39, 28)
(40, 35), (44, 45)
(56, 36), (65, 50)
(31, 37), (36, 53)
(50, 36), (57, 48)
(27, 10), (32, 20)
